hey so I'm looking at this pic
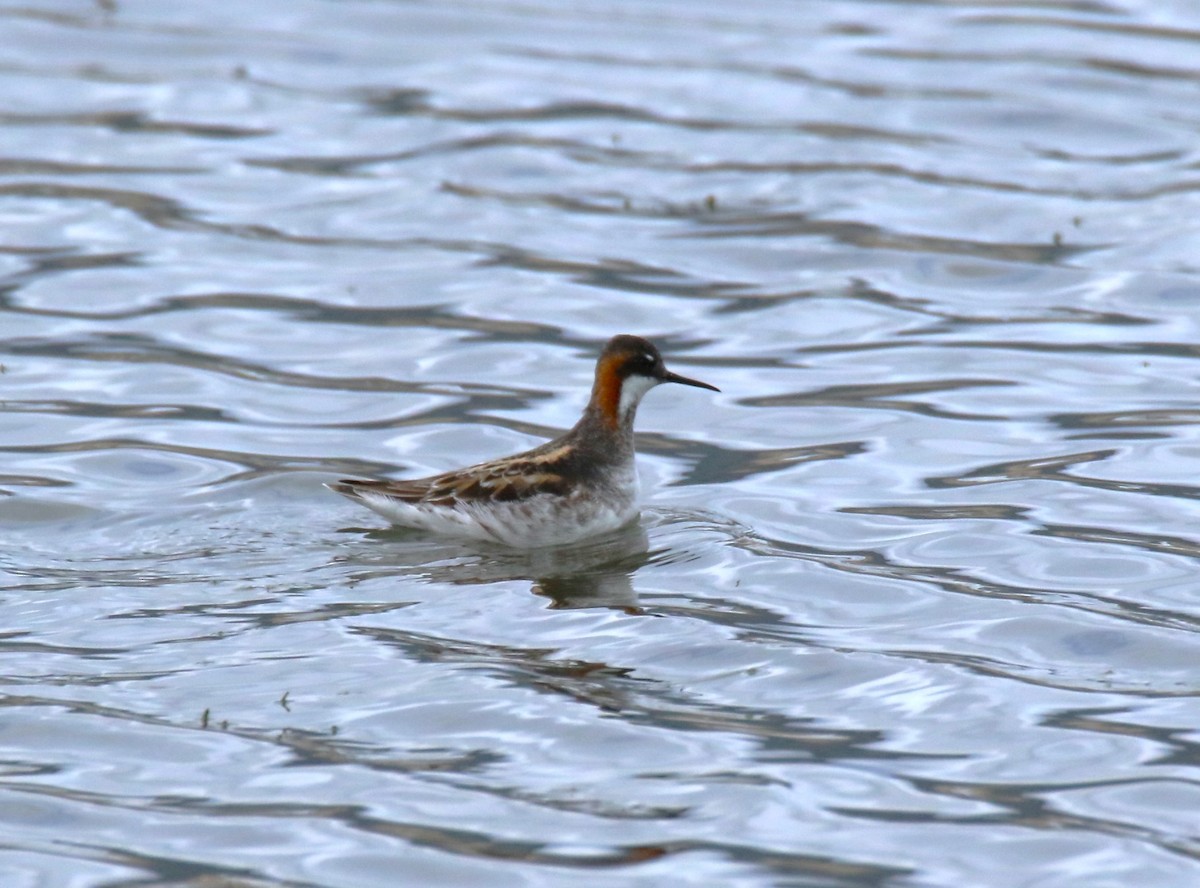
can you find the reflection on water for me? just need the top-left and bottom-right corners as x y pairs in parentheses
(3, 1), (1200, 886)
(339, 521), (652, 611)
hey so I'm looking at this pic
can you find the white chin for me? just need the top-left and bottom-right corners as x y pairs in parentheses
(618, 374), (661, 417)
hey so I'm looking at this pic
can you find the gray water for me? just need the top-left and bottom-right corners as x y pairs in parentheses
(3, 1), (1200, 886)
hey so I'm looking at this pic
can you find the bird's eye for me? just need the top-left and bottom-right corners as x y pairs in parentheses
(625, 351), (659, 377)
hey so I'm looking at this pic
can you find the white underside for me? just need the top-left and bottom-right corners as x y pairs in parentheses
(342, 479), (641, 548)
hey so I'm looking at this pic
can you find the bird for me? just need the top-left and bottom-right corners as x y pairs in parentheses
(326, 334), (719, 548)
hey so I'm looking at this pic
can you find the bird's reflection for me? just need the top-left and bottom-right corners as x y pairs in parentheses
(337, 521), (653, 612)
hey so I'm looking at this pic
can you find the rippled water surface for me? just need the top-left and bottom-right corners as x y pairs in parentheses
(3, 1), (1200, 885)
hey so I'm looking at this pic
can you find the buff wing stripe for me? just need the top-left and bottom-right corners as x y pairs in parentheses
(330, 460), (571, 508)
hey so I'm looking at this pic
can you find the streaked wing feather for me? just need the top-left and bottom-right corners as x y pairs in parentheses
(328, 478), (429, 502)
(332, 456), (571, 508)
(424, 460), (569, 505)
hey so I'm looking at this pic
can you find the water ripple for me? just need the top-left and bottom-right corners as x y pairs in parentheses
(3, 1), (1200, 886)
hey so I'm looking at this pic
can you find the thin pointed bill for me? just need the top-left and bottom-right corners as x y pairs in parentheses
(660, 369), (720, 392)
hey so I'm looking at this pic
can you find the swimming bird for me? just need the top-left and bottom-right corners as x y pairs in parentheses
(326, 334), (719, 547)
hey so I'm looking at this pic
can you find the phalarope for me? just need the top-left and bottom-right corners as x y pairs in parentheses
(327, 334), (719, 547)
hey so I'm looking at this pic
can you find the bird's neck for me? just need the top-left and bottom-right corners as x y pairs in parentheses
(588, 373), (657, 432)
(569, 396), (638, 466)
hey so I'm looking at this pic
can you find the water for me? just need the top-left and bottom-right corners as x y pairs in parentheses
(2, 1), (1199, 885)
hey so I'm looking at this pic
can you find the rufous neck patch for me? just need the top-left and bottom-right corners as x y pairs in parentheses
(592, 354), (624, 429)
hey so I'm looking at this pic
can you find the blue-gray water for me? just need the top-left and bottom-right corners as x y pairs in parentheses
(3, 1), (1200, 886)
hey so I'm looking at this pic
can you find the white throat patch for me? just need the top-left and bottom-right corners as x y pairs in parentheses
(617, 372), (660, 419)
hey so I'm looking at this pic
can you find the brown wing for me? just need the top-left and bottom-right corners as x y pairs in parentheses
(331, 455), (572, 507)
(423, 461), (570, 505)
